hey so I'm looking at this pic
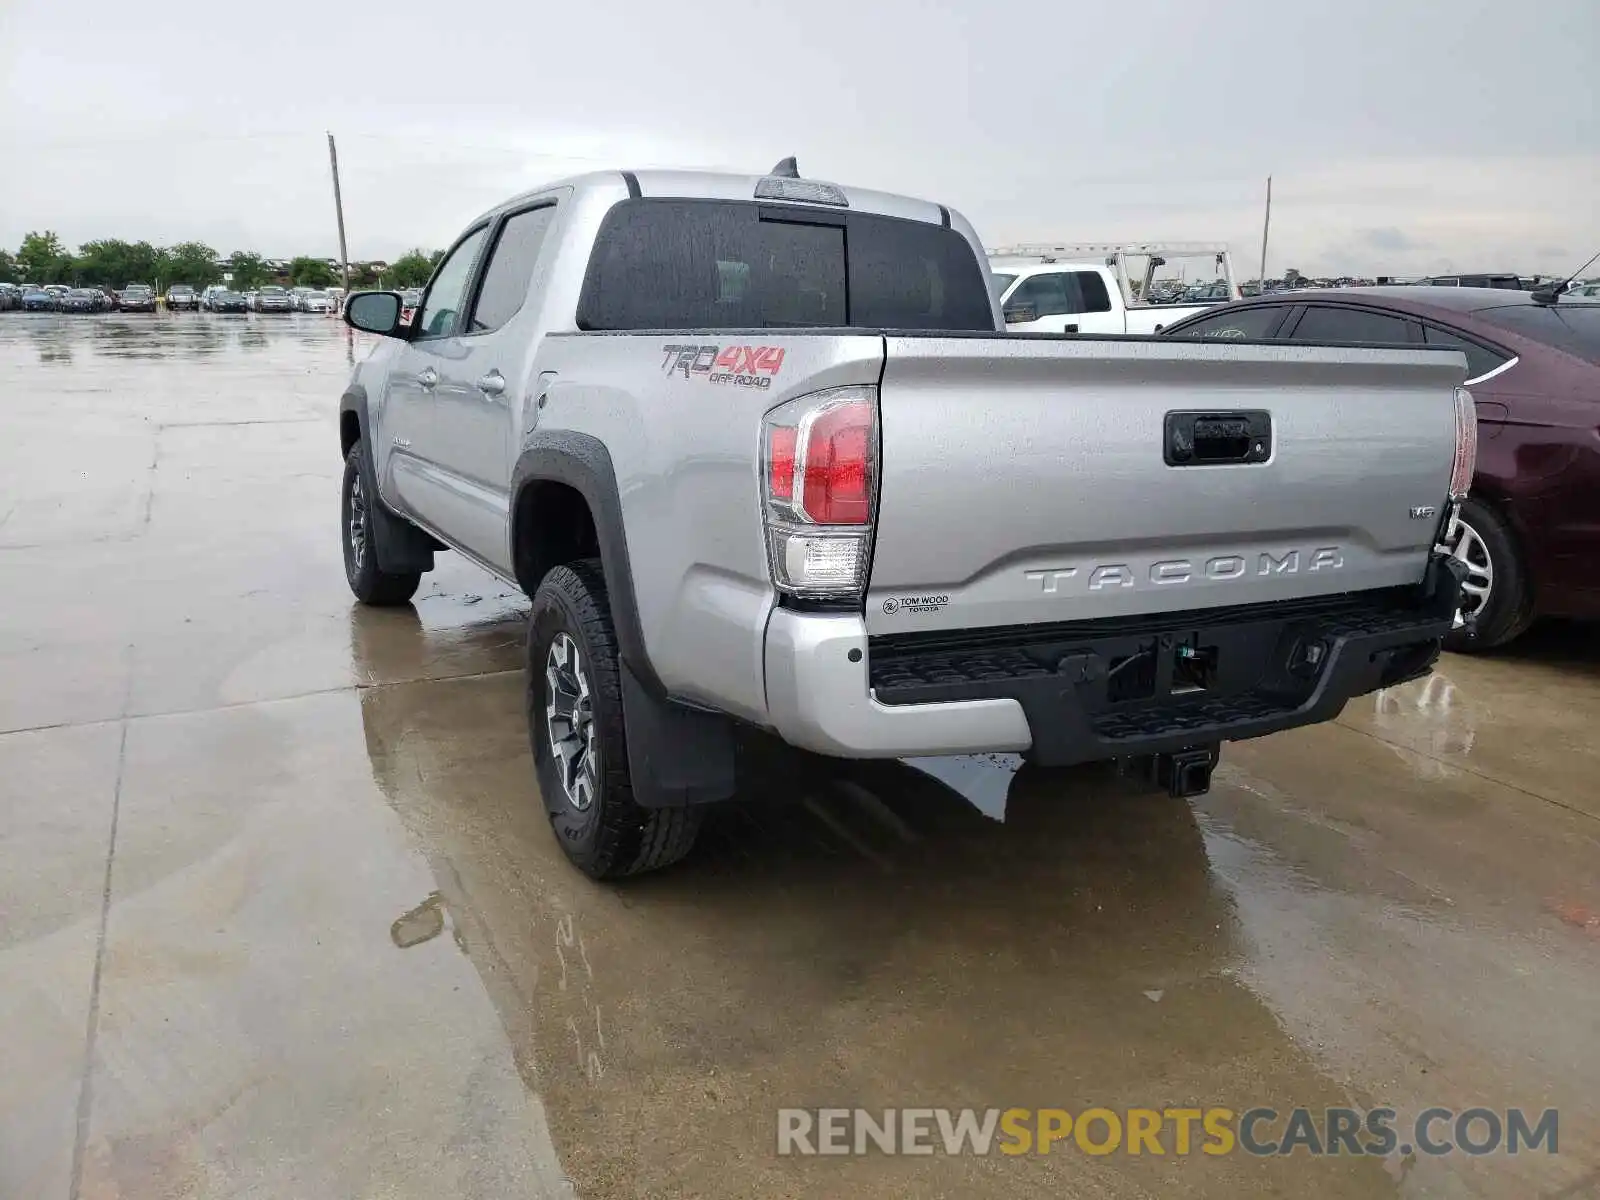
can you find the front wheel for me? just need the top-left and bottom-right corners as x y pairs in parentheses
(341, 444), (421, 606)
(1442, 497), (1532, 653)
(527, 560), (702, 879)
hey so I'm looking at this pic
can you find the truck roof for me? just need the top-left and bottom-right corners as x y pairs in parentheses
(473, 168), (951, 230)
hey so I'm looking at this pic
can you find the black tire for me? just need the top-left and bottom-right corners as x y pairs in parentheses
(1443, 496), (1532, 653)
(341, 443), (421, 606)
(527, 560), (702, 879)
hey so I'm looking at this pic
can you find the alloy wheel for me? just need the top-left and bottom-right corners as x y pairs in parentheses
(347, 470), (368, 572)
(1444, 511), (1493, 629)
(545, 632), (598, 811)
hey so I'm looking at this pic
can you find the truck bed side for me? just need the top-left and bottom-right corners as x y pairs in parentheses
(529, 330), (883, 720)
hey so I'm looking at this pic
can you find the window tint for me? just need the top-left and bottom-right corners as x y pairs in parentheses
(1075, 270), (1113, 314)
(576, 199), (993, 332)
(469, 205), (556, 333)
(416, 226), (488, 338)
(1007, 270), (1111, 318)
(1289, 305), (1413, 343)
(1006, 273), (1067, 318)
(1473, 305), (1600, 365)
(1168, 305), (1287, 340)
(991, 272), (1017, 298)
(1422, 324), (1510, 380)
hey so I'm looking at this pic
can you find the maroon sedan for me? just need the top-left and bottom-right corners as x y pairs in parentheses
(1163, 287), (1600, 652)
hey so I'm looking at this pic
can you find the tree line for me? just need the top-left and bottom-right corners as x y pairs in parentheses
(0, 232), (444, 292)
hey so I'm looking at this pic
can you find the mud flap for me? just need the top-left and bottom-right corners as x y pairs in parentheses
(620, 661), (739, 808)
(357, 443), (437, 574)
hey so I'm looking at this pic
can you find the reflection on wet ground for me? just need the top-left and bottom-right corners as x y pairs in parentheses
(1, 314), (1597, 1199)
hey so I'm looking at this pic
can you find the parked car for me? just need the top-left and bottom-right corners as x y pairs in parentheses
(988, 243), (1241, 335)
(1162, 286), (1600, 651)
(301, 290), (333, 314)
(0, 283), (19, 311)
(166, 284), (199, 311)
(253, 286), (292, 313)
(21, 287), (55, 312)
(120, 284), (157, 312)
(62, 288), (100, 313)
(211, 290), (249, 313)
(1420, 274), (1524, 290)
(335, 163), (1470, 879)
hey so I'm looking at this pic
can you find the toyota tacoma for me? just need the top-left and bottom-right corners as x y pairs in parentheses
(335, 161), (1475, 879)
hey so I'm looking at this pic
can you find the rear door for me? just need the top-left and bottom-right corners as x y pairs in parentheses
(430, 201), (561, 571)
(865, 335), (1465, 635)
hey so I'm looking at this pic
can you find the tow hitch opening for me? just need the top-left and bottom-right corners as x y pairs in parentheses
(1155, 746), (1219, 798)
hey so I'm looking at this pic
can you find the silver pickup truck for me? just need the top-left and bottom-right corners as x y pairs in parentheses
(337, 161), (1476, 879)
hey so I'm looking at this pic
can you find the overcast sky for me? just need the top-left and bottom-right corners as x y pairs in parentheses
(2, 0), (1596, 277)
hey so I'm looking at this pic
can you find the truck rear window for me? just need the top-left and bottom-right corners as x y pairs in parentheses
(576, 198), (994, 332)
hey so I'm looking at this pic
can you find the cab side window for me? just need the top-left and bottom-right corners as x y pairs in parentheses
(416, 226), (489, 339)
(469, 205), (558, 334)
(1073, 270), (1113, 314)
(1008, 270), (1110, 318)
(1008, 273), (1071, 318)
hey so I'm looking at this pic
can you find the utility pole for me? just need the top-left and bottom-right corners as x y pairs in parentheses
(327, 132), (351, 293)
(1258, 175), (1272, 291)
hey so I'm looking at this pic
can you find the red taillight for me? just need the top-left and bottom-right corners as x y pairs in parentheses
(761, 387), (878, 598)
(768, 426), (797, 502)
(801, 400), (873, 525)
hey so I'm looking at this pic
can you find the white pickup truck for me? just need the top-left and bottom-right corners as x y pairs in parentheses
(990, 242), (1241, 335)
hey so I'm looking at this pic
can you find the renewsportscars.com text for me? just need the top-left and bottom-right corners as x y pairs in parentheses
(776, 1106), (1559, 1158)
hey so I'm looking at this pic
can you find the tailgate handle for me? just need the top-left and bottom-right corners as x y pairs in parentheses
(1165, 410), (1271, 466)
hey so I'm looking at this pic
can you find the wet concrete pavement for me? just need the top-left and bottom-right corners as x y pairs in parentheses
(2, 312), (1597, 1199)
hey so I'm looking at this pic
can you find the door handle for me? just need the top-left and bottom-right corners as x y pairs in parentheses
(476, 370), (507, 397)
(1164, 410), (1272, 466)
(416, 366), (439, 389)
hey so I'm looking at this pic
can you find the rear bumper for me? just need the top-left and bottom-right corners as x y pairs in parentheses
(764, 557), (1464, 764)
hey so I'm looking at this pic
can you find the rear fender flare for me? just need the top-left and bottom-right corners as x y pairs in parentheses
(512, 432), (737, 808)
(510, 432), (657, 694)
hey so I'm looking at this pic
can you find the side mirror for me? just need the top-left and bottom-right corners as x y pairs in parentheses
(344, 291), (408, 338)
(1002, 303), (1038, 324)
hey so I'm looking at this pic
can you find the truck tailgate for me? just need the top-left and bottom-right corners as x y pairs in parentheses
(866, 335), (1465, 636)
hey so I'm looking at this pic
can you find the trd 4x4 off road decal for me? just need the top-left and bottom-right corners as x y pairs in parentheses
(661, 344), (786, 388)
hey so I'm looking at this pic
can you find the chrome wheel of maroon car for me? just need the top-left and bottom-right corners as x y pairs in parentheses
(1444, 510), (1494, 629)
